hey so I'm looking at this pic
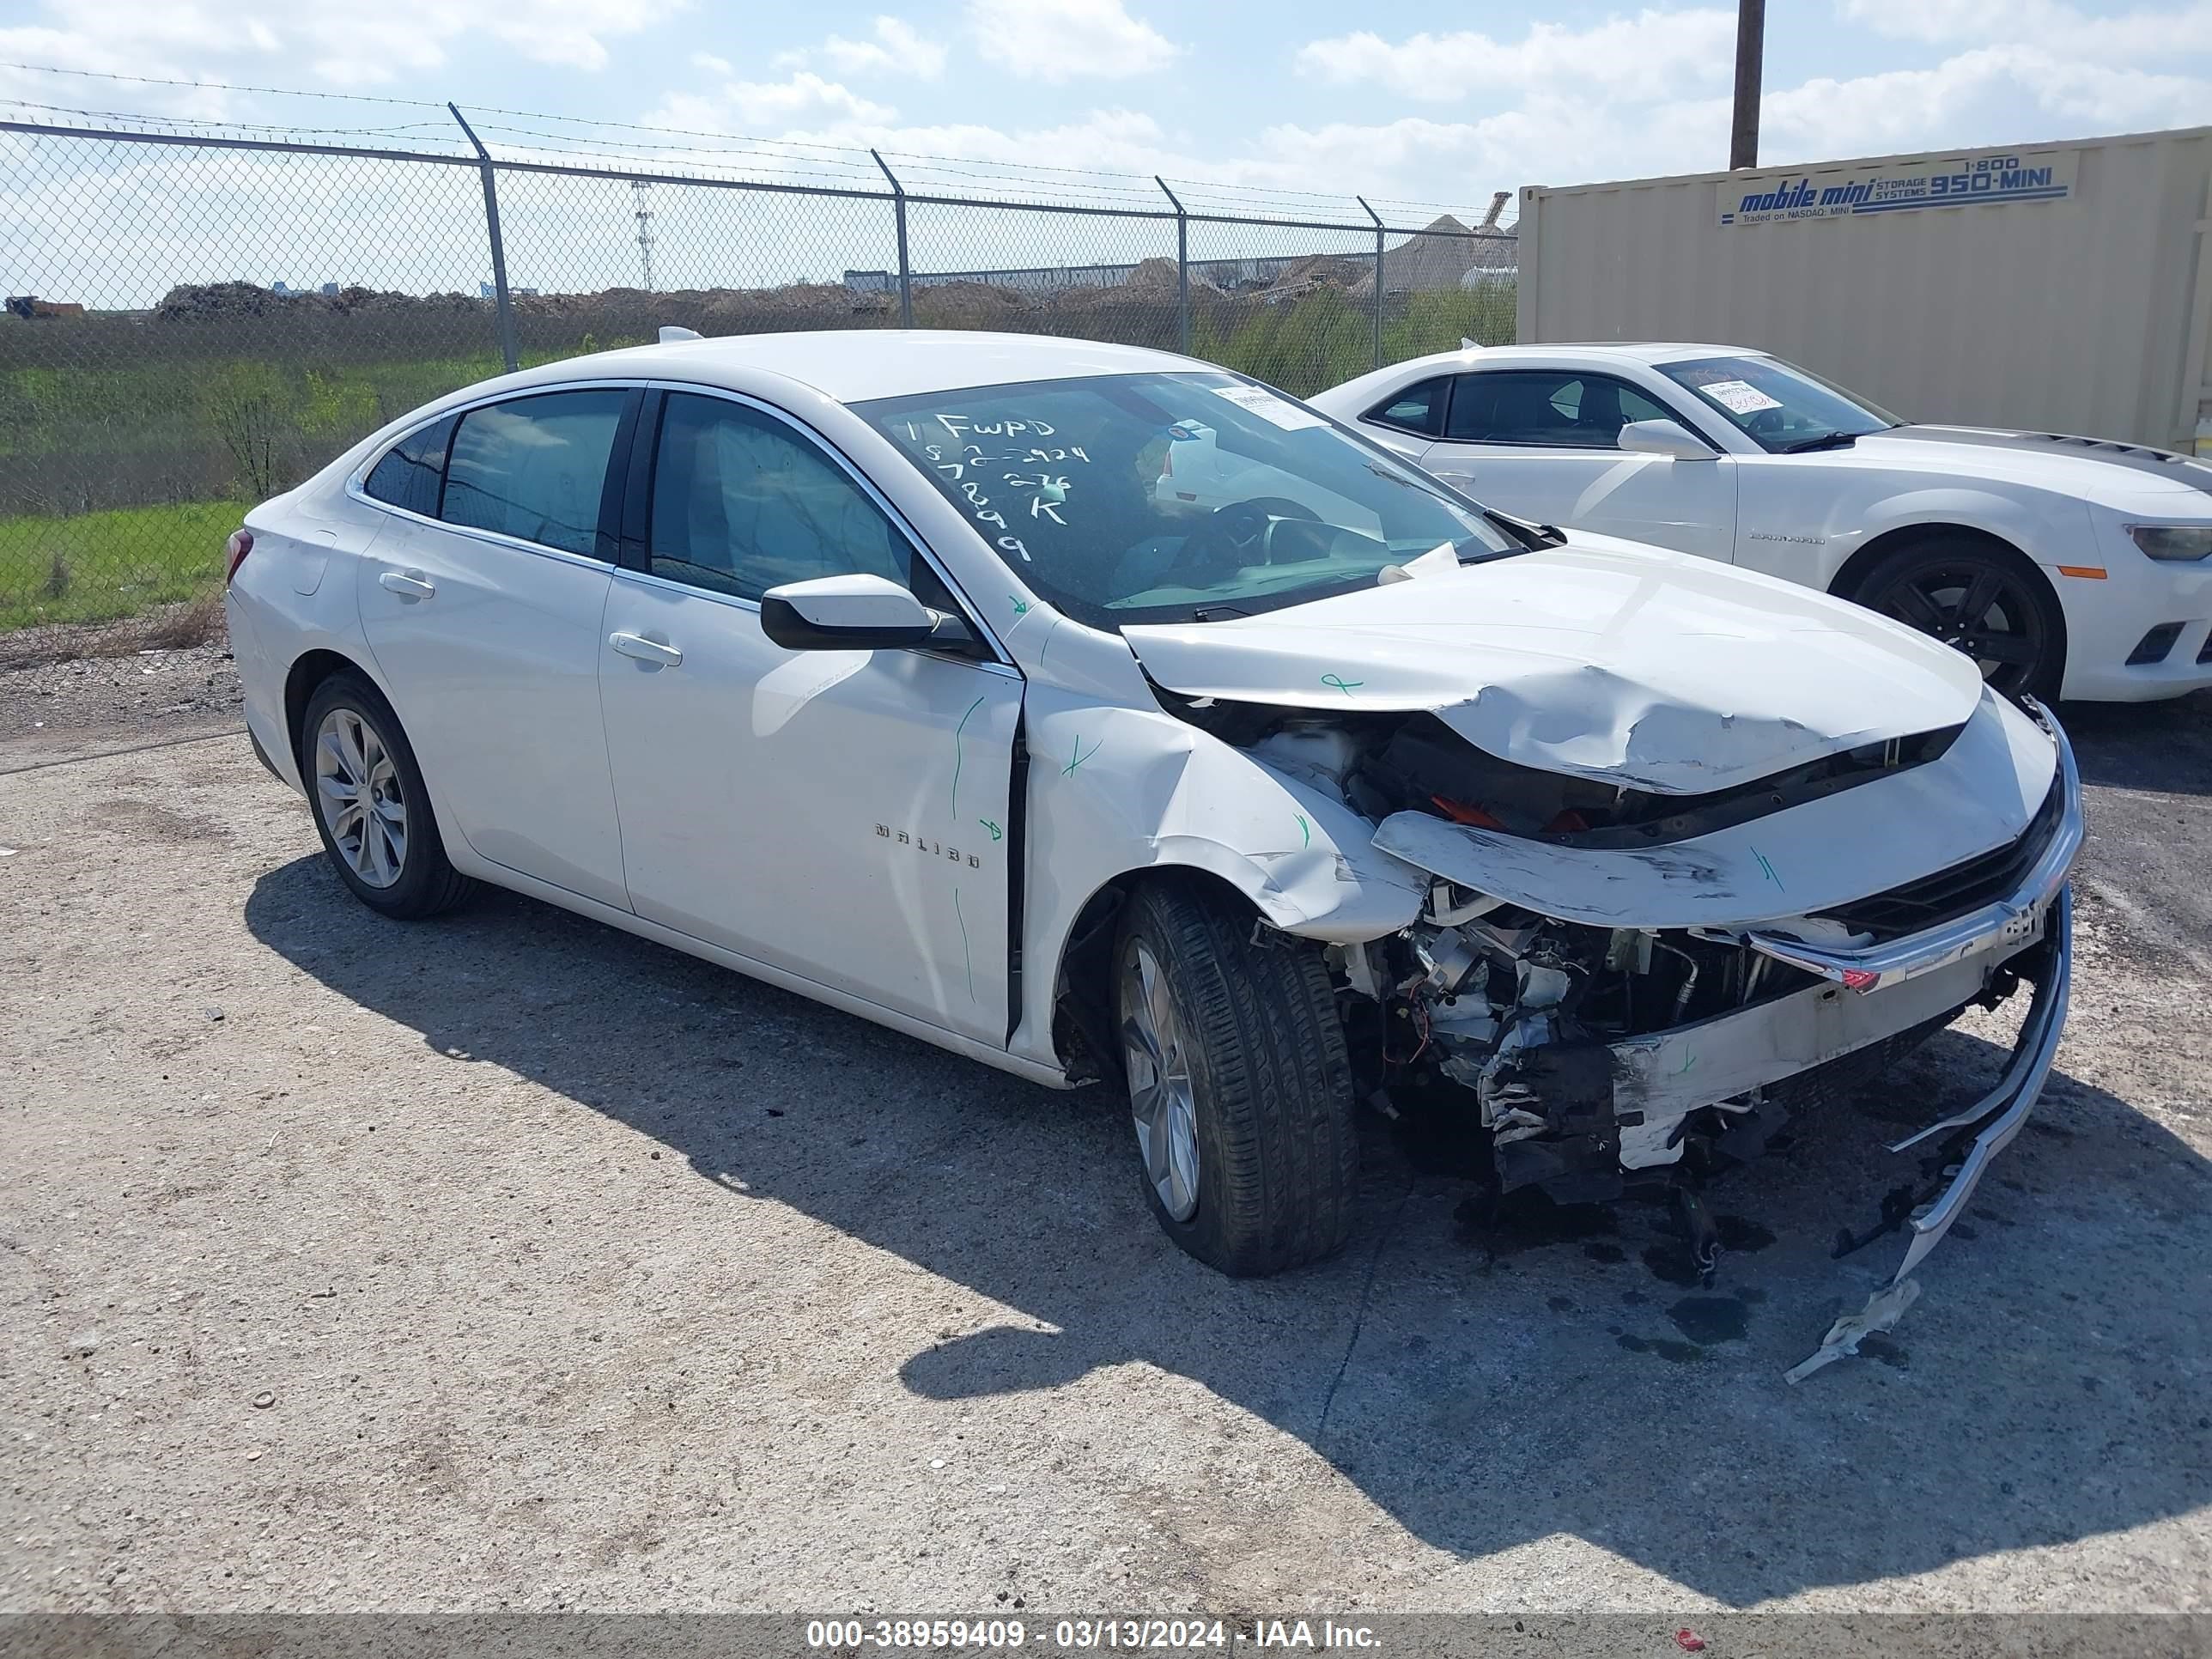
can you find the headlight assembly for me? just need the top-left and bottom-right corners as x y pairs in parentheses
(2127, 524), (2212, 562)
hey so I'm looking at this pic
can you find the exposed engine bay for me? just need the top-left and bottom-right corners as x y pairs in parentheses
(1149, 690), (2072, 1257)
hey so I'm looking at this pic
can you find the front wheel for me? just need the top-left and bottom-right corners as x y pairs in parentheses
(1115, 876), (1359, 1277)
(1855, 538), (2063, 700)
(301, 672), (474, 920)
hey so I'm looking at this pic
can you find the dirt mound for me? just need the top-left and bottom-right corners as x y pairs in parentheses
(154, 282), (484, 322)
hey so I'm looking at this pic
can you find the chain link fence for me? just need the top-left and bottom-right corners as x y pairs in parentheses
(0, 115), (1516, 660)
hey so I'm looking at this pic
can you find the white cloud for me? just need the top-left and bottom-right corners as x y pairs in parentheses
(0, 0), (684, 97)
(1296, 9), (1737, 102)
(965, 0), (1180, 83)
(1270, 0), (2212, 197)
(1838, 0), (2212, 58)
(1755, 45), (2212, 159)
(820, 16), (947, 79)
(654, 71), (895, 132)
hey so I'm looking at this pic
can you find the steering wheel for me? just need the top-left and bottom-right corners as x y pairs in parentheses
(1164, 496), (1322, 586)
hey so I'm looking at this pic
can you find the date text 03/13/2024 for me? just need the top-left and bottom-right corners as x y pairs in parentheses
(802, 1619), (1383, 1650)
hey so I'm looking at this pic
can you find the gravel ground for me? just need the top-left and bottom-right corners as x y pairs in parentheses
(0, 639), (241, 764)
(1, 684), (2208, 1617)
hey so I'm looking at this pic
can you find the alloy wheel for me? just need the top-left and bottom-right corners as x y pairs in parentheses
(313, 706), (409, 889)
(1121, 939), (1201, 1223)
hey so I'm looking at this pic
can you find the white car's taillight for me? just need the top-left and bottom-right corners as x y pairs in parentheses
(224, 529), (253, 584)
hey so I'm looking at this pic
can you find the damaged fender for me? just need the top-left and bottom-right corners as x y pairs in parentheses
(1008, 675), (1425, 1074)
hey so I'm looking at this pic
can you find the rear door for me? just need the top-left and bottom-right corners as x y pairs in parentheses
(1420, 368), (1739, 562)
(596, 387), (1023, 1044)
(356, 386), (636, 908)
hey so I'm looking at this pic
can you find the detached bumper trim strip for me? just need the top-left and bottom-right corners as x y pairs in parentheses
(1888, 884), (2073, 1284)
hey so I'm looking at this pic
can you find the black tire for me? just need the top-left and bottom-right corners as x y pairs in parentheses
(299, 671), (473, 920)
(1852, 536), (2064, 701)
(1115, 875), (1359, 1276)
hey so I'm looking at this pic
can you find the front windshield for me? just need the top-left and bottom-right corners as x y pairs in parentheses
(1659, 356), (1900, 453)
(854, 371), (1516, 629)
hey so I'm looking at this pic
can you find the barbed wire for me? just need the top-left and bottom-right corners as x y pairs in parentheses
(0, 59), (1510, 226)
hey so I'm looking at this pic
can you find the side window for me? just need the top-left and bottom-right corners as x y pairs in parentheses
(1448, 370), (1672, 450)
(647, 392), (914, 602)
(441, 390), (629, 558)
(1620, 385), (1671, 428)
(1364, 376), (1449, 438)
(362, 415), (454, 517)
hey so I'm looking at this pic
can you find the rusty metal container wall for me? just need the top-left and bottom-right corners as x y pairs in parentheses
(1515, 126), (2212, 453)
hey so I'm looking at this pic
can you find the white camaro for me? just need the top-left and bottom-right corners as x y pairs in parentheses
(1310, 343), (2212, 702)
(226, 331), (2076, 1353)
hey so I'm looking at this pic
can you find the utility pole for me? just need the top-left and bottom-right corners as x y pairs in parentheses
(632, 180), (656, 291)
(1729, 0), (1765, 170)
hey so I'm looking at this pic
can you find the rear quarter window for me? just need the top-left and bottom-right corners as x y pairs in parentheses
(362, 416), (455, 517)
(1364, 376), (1449, 437)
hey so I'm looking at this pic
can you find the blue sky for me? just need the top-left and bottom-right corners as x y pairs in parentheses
(3, 0), (2208, 218)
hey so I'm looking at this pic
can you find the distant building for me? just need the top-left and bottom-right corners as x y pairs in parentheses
(842, 222), (1516, 300)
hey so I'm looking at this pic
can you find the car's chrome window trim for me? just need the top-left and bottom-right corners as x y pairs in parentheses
(342, 484), (624, 576)
(636, 377), (1015, 669)
(344, 376), (1012, 668)
(347, 377), (630, 497)
(344, 378), (639, 569)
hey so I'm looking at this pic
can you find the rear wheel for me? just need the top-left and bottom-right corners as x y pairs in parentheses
(1855, 537), (2063, 700)
(301, 672), (473, 920)
(1115, 876), (1359, 1276)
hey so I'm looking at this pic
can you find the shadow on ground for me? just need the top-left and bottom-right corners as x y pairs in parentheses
(2062, 688), (2212, 797)
(246, 855), (2212, 1605)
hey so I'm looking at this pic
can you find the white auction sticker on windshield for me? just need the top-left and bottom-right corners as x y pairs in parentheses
(1699, 379), (1784, 416)
(1212, 383), (1328, 431)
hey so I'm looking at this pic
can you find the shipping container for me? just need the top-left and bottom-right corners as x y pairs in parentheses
(1516, 126), (2212, 454)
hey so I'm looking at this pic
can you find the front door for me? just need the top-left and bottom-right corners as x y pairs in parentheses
(356, 387), (635, 908)
(597, 389), (1023, 1044)
(1422, 368), (1738, 562)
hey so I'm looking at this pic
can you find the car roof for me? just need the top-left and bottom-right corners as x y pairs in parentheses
(1529, 341), (1750, 363)
(1434, 342), (1754, 369)
(529, 328), (1205, 405)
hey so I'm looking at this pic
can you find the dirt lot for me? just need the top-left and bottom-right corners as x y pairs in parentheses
(2, 682), (2209, 1616)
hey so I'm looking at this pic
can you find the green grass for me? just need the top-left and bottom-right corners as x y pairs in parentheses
(0, 500), (247, 632)
(0, 289), (1517, 634)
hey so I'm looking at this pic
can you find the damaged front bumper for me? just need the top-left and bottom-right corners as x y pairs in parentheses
(1782, 883), (2073, 1382)
(1382, 699), (2082, 1366)
(1766, 699), (2081, 1291)
(1879, 884), (2071, 1285)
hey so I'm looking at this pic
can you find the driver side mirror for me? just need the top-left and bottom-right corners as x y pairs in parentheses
(1618, 418), (1713, 461)
(760, 574), (940, 652)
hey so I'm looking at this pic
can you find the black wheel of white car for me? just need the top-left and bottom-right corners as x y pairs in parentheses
(1115, 877), (1359, 1277)
(1856, 538), (2063, 700)
(301, 672), (473, 920)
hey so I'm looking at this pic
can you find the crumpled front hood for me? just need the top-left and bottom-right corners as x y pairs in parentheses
(1124, 537), (1987, 795)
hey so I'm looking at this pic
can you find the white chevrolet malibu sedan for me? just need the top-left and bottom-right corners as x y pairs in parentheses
(226, 331), (2077, 1346)
(1311, 343), (2212, 703)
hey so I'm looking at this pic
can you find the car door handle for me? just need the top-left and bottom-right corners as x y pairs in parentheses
(609, 631), (683, 667)
(378, 569), (435, 600)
